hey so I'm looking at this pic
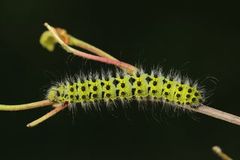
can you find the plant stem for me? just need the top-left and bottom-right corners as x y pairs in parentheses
(193, 105), (240, 126)
(27, 103), (67, 127)
(54, 27), (119, 60)
(0, 100), (53, 111)
(212, 146), (233, 160)
(69, 36), (119, 61)
(44, 23), (138, 74)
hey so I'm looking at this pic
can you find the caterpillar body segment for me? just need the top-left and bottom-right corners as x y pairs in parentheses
(47, 69), (204, 109)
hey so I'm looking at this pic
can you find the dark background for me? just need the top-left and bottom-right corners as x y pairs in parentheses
(0, 0), (239, 159)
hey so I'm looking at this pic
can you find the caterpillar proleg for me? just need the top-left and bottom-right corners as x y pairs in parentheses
(47, 69), (205, 110)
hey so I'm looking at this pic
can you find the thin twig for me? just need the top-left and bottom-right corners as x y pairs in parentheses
(212, 146), (233, 160)
(194, 105), (240, 126)
(44, 23), (138, 74)
(26, 103), (67, 128)
(70, 36), (118, 60)
(55, 28), (119, 60)
(0, 100), (53, 111)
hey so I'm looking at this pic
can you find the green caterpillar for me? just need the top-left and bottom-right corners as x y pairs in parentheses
(47, 69), (204, 109)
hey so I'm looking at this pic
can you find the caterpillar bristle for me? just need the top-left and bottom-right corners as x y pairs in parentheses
(47, 68), (205, 111)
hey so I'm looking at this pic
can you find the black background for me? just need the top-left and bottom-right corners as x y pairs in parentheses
(0, 0), (240, 159)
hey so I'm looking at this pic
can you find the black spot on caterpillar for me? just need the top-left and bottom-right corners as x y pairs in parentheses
(47, 69), (205, 110)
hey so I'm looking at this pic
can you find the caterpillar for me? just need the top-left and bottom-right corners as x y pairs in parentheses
(47, 68), (205, 110)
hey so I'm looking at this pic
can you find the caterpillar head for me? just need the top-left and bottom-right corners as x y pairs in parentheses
(47, 87), (60, 102)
